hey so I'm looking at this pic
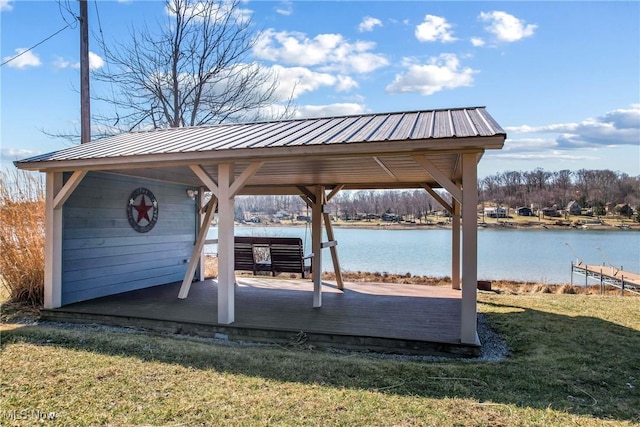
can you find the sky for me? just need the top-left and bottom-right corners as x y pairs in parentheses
(1, 0), (639, 178)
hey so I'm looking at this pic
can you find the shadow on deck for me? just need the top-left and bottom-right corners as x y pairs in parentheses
(41, 278), (479, 357)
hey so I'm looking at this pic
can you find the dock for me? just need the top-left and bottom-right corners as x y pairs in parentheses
(570, 262), (640, 295)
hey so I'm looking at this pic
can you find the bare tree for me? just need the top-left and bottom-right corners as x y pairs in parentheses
(92, 0), (290, 135)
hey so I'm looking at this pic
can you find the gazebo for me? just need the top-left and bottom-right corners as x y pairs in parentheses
(15, 106), (506, 348)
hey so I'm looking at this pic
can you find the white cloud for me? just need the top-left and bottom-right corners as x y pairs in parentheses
(505, 123), (579, 133)
(253, 29), (388, 74)
(1, 147), (41, 161)
(2, 48), (41, 68)
(268, 65), (358, 101)
(0, 0), (13, 12)
(88, 52), (105, 70)
(52, 51), (104, 70)
(415, 15), (456, 43)
(385, 54), (477, 95)
(479, 11), (537, 43)
(275, 1), (292, 16)
(166, 0), (253, 25)
(490, 151), (596, 162)
(53, 56), (72, 70)
(358, 16), (382, 33)
(470, 37), (485, 47)
(506, 105), (640, 149)
(294, 103), (366, 119)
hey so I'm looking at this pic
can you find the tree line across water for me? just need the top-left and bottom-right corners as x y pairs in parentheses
(235, 168), (640, 222)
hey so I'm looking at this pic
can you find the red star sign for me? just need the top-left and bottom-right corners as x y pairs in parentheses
(134, 195), (153, 223)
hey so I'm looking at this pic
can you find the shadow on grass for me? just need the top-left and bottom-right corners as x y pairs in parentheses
(2, 299), (639, 423)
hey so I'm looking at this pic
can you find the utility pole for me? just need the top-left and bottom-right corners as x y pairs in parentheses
(79, 0), (90, 144)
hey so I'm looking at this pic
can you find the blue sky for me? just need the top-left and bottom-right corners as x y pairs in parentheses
(1, 0), (639, 178)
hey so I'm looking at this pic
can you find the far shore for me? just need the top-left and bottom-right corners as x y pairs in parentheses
(230, 219), (640, 231)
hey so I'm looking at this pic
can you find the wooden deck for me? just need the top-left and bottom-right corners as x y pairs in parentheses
(41, 278), (479, 356)
(571, 263), (640, 294)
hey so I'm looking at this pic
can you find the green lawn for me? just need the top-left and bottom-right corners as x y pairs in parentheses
(1, 293), (638, 426)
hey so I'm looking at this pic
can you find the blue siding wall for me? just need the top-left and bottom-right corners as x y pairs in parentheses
(62, 172), (197, 305)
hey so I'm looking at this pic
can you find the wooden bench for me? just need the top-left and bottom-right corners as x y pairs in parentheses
(234, 236), (312, 278)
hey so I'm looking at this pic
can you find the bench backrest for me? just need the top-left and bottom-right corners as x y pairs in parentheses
(233, 236), (307, 275)
(269, 238), (305, 275)
(234, 238), (257, 273)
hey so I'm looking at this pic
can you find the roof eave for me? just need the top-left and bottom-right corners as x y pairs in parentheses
(15, 135), (506, 172)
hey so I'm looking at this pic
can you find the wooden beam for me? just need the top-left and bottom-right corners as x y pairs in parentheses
(297, 186), (316, 205)
(178, 196), (217, 299)
(53, 170), (87, 209)
(323, 213), (344, 290)
(44, 172), (63, 309)
(311, 185), (324, 307)
(412, 154), (463, 203)
(461, 153), (479, 345)
(189, 165), (219, 197)
(197, 186), (206, 282)
(451, 198), (461, 290)
(325, 184), (344, 202)
(229, 161), (263, 198)
(299, 194), (314, 207)
(321, 240), (337, 249)
(419, 183), (452, 214)
(373, 157), (397, 179)
(217, 163), (235, 324)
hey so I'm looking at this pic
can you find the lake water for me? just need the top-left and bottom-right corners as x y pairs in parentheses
(206, 226), (640, 284)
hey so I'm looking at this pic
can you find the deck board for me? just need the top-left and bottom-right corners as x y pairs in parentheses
(42, 278), (477, 356)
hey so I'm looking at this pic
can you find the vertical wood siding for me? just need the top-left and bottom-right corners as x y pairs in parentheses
(61, 172), (197, 305)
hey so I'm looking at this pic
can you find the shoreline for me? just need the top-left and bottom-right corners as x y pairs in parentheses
(232, 220), (640, 232)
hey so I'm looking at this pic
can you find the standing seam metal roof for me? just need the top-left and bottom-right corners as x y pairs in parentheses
(16, 107), (505, 164)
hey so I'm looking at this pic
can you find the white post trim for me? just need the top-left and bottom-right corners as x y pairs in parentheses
(452, 198), (461, 290)
(198, 186), (206, 281)
(177, 196), (217, 299)
(412, 154), (463, 203)
(217, 163), (235, 324)
(311, 185), (324, 307)
(44, 172), (63, 308)
(461, 153), (479, 344)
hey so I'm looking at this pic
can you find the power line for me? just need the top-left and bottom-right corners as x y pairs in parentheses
(1, 21), (76, 68)
(93, 0), (120, 126)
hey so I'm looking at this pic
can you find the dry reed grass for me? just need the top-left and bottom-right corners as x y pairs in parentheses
(0, 169), (45, 305)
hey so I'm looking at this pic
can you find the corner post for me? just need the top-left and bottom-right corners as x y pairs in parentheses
(44, 172), (63, 308)
(217, 163), (235, 324)
(452, 197), (461, 290)
(461, 153), (479, 345)
(311, 185), (324, 307)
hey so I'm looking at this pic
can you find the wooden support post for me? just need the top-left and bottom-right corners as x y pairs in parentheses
(311, 185), (324, 307)
(217, 163), (235, 323)
(460, 153), (479, 345)
(177, 196), (217, 299)
(570, 262), (574, 286)
(452, 198), (461, 290)
(323, 212), (344, 290)
(197, 186), (206, 282)
(44, 172), (64, 309)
